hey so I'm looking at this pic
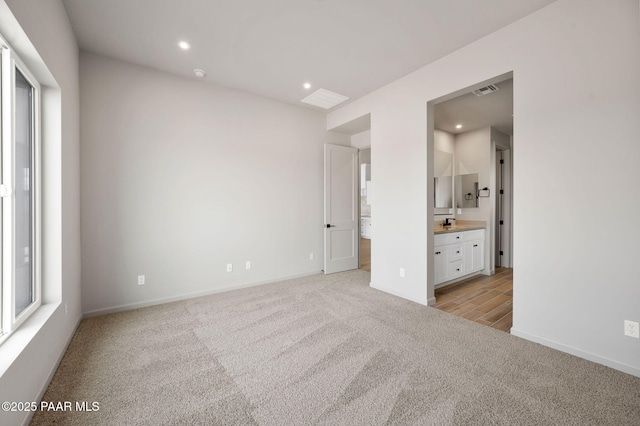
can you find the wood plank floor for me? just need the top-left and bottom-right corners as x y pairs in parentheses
(434, 267), (513, 332)
(360, 238), (371, 272)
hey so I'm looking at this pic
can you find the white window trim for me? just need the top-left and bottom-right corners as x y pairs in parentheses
(0, 38), (42, 341)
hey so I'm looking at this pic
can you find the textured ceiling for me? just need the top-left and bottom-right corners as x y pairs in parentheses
(62, 0), (555, 111)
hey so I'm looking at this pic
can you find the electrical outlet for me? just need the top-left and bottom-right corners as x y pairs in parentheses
(399, 268), (405, 278)
(245, 261), (251, 270)
(624, 320), (639, 338)
(137, 275), (145, 285)
(309, 252), (314, 260)
(226, 263), (233, 272)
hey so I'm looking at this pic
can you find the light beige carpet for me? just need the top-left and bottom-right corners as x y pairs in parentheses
(31, 270), (640, 425)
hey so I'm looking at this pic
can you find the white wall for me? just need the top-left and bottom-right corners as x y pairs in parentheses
(492, 128), (510, 151)
(434, 129), (454, 155)
(455, 127), (491, 208)
(455, 127), (493, 272)
(359, 147), (371, 164)
(327, 0), (640, 376)
(433, 129), (454, 218)
(0, 1), (81, 425)
(80, 52), (348, 314)
(351, 130), (371, 149)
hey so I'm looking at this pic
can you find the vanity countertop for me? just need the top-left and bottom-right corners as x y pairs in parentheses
(434, 223), (485, 234)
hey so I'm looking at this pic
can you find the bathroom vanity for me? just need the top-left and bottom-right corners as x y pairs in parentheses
(434, 226), (485, 286)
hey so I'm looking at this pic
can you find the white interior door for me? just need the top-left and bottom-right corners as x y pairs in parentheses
(324, 144), (358, 274)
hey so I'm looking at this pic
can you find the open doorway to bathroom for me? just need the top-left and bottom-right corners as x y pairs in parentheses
(429, 74), (514, 333)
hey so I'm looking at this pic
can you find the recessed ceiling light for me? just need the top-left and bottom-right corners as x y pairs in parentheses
(178, 41), (190, 50)
(193, 69), (206, 78)
(303, 82), (312, 90)
(456, 124), (463, 129)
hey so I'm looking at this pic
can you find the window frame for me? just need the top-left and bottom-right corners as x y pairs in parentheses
(0, 38), (42, 340)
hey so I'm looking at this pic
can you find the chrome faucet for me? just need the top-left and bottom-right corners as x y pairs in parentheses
(443, 218), (455, 227)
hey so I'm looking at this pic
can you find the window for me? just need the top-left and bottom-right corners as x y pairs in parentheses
(0, 38), (41, 342)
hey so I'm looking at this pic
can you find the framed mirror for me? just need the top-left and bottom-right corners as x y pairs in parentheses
(455, 173), (479, 208)
(434, 150), (453, 214)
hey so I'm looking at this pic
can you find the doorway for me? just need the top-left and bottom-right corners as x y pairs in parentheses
(324, 114), (372, 275)
(434, 269), (513, 331)
(359, 148), (371, 271)
(429, 73), (514, 332)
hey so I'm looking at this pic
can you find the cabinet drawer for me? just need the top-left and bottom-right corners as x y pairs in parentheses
(462, 230), (484, 241)
(434, 234), (449, 246)
(446, 244), (463, 261)
(448, 261), (464, 279)
(435, 232), (463, 246)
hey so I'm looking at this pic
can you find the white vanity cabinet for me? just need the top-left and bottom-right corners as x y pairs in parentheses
(434, 246), (449, 283)
(434, 229), (484, 286)
(463, 230), (484, 275)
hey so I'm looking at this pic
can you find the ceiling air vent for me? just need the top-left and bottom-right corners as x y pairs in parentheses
(301, 89), (349, 109)
(472, 84), (500, 96)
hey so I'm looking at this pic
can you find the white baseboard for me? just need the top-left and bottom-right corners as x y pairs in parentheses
(369, 282), (429, 306)
(511, 328), (640, 378)
(83, 270), (322, 318)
